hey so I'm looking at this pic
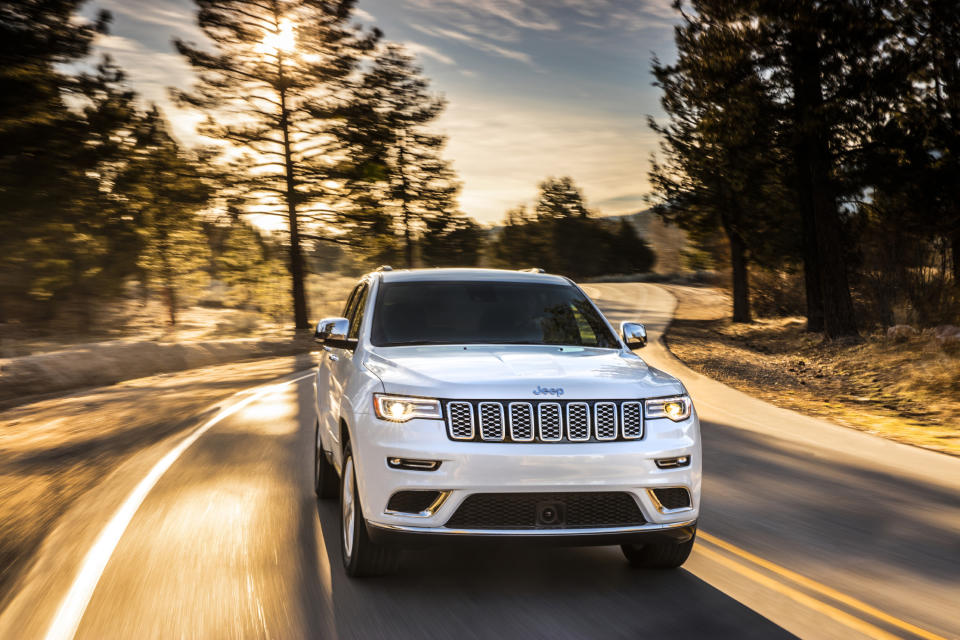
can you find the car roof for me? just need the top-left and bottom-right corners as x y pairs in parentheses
(375, 268), (570, 285)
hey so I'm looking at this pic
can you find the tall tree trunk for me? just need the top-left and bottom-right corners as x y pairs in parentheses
(159, 240), (177, 326)
(787, 28), (858, 338)
(951, 228), (960, 284)
(276, 51), (309, 330)
(799, 185), (825, 332)
(727, 229), (752, 323)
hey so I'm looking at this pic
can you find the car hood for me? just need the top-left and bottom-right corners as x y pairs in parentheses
(363, 345), (684, 400)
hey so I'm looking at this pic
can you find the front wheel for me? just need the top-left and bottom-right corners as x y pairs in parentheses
(314, 420), (337, 500)
(622, 529), (696, 569)
(340, 444), (400, 577)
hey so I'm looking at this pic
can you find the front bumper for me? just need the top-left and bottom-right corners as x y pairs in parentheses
(367, 520), (698, 548)
(350, 410), (702, 538)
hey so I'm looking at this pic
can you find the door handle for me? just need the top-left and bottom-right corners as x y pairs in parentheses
(329, 353), (339, 362)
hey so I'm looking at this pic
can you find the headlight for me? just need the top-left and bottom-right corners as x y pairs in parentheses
(373, 394), (442, 422)
(645, 395), (692, 422)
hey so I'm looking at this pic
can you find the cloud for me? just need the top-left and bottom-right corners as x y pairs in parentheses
(95, 0), (203, 38)
(411, 24), (536, 67)
(92, 31), (202, 144)
(402, 41), (456, 65)
(405, 0), (559, 31)
(353, 8), (376, 22)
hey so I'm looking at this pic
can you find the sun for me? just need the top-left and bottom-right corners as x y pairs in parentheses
(257, 18), (296, 55)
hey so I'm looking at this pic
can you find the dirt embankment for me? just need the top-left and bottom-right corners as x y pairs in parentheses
(661, 285), (960, 456)
(0, 336), (314, 409)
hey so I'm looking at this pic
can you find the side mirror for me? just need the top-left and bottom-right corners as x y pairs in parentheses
(621, 322), (647, 349)
(314, 317), (356, 350)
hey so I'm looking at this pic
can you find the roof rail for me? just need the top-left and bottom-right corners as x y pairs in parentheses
(519, 267), (545, 274)
(376, 265), (393, 272)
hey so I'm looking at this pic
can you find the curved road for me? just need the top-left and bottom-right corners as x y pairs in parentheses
(1, 283), (958, 639)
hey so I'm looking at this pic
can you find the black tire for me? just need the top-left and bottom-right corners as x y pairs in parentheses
(622, 529), (696, 569)
(340, 443), (400, 577)
(314, 420), (337, 500)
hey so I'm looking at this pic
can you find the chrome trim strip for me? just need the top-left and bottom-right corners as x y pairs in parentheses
(368, 519), (698, 536)
(384, 491), (451, 518)
(537, 402), (563, 442)
(621, 401), (644, 439)
(647, 487), (694, 514)
(566, 402), (591, 442)
(478, 401), (506, 441)
(593, 401), (618, 441)
(446, 401), (475, 440)
(507, 402), (535, 442)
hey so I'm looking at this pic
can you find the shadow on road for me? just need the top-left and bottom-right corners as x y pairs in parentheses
(306, 501), (793, 639)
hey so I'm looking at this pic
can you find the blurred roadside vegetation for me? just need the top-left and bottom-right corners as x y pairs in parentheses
(0, 1), (658, 350)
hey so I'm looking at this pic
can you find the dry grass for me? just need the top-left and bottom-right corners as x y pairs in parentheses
(663, 286), (960, 456)
(0, 272), (359, 358)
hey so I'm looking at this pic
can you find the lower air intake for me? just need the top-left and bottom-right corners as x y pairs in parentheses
(651, 487), (691, 510)
(386, 490), (442, 514)
(444, 492), (645, 530)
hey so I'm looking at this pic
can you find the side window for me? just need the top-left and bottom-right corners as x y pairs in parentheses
(342, 285), (360, 321)
(348, 284), (370, 340)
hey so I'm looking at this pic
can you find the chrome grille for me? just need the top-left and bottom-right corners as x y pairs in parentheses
(445, 400), (648, 443)
(621, 401), (643, 439)
(446, 402), (474, 440)
(566, 402), (591, 441)
(508, 402), (534, 441)
(594, 402), (618, 440)
(538, 403), (563, 441)
(478, 402), (505, 441)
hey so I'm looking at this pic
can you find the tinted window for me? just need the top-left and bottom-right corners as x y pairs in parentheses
(342, 285), (360, 319)
(370, 281), (618, 348)
(348, 284), (369, 339)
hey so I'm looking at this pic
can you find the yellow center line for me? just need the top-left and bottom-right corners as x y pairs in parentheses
(695, 545), (902, 640)
(698, 531), (948, 640)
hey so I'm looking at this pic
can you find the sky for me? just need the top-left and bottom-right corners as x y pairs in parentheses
(83, 0), (680, 224)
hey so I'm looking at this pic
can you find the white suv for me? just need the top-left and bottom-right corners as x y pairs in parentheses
(313, 268), (700, 576)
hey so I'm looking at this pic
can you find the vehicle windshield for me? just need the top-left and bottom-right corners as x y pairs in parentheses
(370, 281), (620, 348)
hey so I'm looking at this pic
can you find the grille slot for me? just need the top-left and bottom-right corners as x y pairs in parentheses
(538, 403), (563, 441)
(566, 402), (591, 441)
(446, 402), (474, 440)
(621, 401), (643, 439)
(508, 402), (534, 441)
(594, 402), (618, 440)
(478, 402), (505, 441)
(445, 492), (645, 530)
(651, 487), (691, 510)
(446, 399), (649, 443)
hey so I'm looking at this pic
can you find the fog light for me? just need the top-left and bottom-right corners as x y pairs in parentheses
(387, 457), (441, 471)
(655, 456), (690, 469)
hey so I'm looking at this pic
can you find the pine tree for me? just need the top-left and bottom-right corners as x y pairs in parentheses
(115, 108), (213, 326)
(173, 0), (379, 328)
(535, 177), (591, 220)
(348, 43), (463, 268)
(648, 7), (796, 323)
(421, 214), (483, 267)
(216, 217), (287, 319)
(749, 0), (899, 336)
(0, 1), (111, 324)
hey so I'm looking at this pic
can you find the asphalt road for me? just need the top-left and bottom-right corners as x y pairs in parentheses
(1, 283), (958, 639)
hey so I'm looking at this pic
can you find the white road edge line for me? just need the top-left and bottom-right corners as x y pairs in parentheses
(44, 371), (315, 640)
